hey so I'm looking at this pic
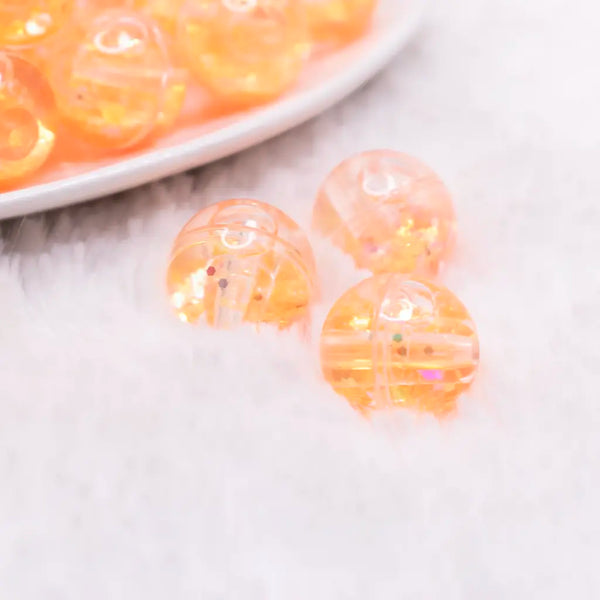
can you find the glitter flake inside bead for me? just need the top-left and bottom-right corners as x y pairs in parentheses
(178, 0), (308, 106)
(313, 150), (457, 276)
(0, 53), (56, 186)
(167, 199), (318, 329)
(49, 9), (185, 150)
(320, 274), (479, 414)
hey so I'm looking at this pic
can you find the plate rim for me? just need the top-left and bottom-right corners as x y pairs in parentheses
(0, 0), (425, 219)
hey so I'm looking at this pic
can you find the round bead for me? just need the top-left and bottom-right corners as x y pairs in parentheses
(49, 9), (185, 150)
(320, 275), (479, 414)
(167, 199), (318, 329)
(313, 150), (456, 276)
(178, 0), (308, 106)
(0, 0), (73, 47)
(0, 53), (56, 186)
(303, 0), (377, 45)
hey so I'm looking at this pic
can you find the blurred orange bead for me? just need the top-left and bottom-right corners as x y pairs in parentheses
(0, 53), (56, 186)
(303, 0), (377, 45)
(178, 0), (308, 106)
(313, 150), (456, 277)
(0, 0), (73, 47)
(320, 275), (480, 414)
(167, 199), (318, 329)
(133, 0), (184, 35)
(48, 9), (186, 151)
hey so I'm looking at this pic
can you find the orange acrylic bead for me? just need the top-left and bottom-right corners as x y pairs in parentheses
(178, 0), (308, 106)
(0, 0), (73, 47)
(0, 53), (56, 186)
(133, 0), (184, 35)
(167, 199), (318, 329)
(312, 150), (457, 277)
(49, 9), (186, 150)
(320, 275), (480, 414)
(302, 0), (377, 45)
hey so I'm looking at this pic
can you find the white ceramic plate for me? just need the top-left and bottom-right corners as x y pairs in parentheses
(0, 0), (424, 219)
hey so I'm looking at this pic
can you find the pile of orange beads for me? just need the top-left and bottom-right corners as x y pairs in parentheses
(167, 150), (481, 417)
(0, 0), (379, 190)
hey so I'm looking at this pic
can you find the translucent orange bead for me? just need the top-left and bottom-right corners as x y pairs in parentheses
(0, 53), (56, 186)
(313, 151), (456, 277)
(133, 0), (184, 35)
(302, 0), (377, 45)
(49, 9), (185, 150)
(320, 275), (479, 414)
(0, 0), (73, 47)
(178, 0), (308, 106)
(167, 199), (318, 329)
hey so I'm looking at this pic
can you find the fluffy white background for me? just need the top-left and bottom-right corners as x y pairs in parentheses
(1, 1), (599, 597)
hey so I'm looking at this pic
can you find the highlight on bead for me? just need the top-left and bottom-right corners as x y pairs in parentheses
(0, 0), (74, 47)
(167, 199), (318, 330)
(320, 274), (479, 415)
(177, 0), (309, 106)
(312, 150), (456, 277)
(0, 53), (56, 186)
(48, 9), (186, 150)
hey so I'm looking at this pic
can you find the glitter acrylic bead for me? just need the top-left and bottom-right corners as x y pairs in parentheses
(320, 275), (479, 414)
(302, 0), (377, 46)
(167, 199), (318, 329)
(178, 0), (308, 106)
(313, 150), (456, 277)
(48, 9), (186, 151)
(133, 0), (184, 35)
(0, 53), (56, 186)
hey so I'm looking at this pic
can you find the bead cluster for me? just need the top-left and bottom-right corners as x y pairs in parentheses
(0, 0), (378, 189)
(167, 150), (481, 416)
